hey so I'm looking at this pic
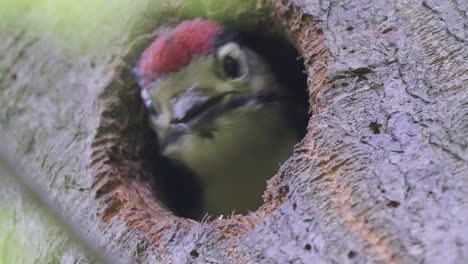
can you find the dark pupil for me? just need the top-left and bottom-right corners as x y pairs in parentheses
(222, 56), (241, 79)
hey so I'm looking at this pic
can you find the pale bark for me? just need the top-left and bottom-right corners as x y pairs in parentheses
(0, 0), (467, 263)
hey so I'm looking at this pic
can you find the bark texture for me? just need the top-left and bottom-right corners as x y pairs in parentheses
(1, 0), (467, 263)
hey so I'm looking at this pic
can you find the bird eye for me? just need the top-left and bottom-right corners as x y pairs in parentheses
(216, 42), (248, 81)
(222, 55), (241, 79)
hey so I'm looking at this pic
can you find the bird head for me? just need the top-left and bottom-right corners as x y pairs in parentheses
(134, 19), (283, 156)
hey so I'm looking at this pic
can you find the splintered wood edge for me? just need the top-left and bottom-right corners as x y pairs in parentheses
(89, 0), (328, 248)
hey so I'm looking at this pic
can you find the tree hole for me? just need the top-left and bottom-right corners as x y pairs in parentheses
(189, 250), (199, 258)
(88, 0), (326, 248)
(386, 200), (400, 208)
(369, 121), (382, 134)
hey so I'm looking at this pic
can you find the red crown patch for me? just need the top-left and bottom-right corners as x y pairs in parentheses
(135, 19), (223, 88)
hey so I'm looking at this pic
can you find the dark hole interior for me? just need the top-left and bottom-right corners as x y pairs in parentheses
(137, 26), (309, 220)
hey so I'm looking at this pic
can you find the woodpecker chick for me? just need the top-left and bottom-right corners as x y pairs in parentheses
(134, 19), (304, 216)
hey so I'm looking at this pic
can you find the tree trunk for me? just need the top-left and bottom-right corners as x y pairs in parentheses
(1, 0), (467, 263)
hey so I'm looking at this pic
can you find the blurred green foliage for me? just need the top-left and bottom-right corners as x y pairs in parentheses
(0, 0), (261, 54)
(0, 161), (78, 264)
(0, 203), (66, 264)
